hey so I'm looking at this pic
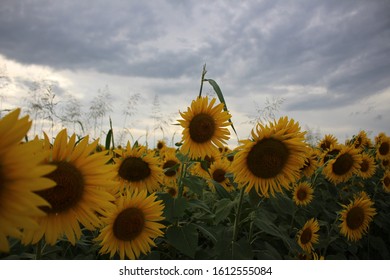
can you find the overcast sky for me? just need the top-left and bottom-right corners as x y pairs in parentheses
(0, 0), (389, 147)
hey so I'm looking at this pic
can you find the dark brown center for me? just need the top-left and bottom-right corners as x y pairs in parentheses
(360, 159), (369, 173)
(300, 228), (312, 245)
(37, 161), (84, 214)
(297, 188), (308, 201)
(163, 160), (178, 177)
(189, 113), (215, 143)
(246, 138), (289, 179)
(379, 142), (389, 156)
(113, 207), (145, 241)
(118, 157), (151, 182)
(212, 168), (226, 183)
(332, 153), (354, 176)
(346, 206), (365, 230)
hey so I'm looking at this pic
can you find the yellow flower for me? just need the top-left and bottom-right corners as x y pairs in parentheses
(292, 182), (314, 206)
(207, 158), (234, 192)
(178, 96), (231, 159)
(297, 218), (320, 253)
(323, 145), (362, 184)
(0, 109), (56, 252)
(22, 129), (116, 246)
(382, 170), (390, 193)
(96, 190), (165, 259)
(300, 148), (320, 178)
(339, 192), (376, 242)
(231, 117), (308, 197)
(318, 134), (338, 151)
(376, 135), (390, 161)
(357, 153), (376, 179)
(114, 142), (163, 193)
(161, 148), (181, 187)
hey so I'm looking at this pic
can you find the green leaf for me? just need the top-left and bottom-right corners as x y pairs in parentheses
(191, 223), (217, 244)
(166, 224), (198, 258)
(205, 78), (238, 139)
(214, 181), (232, 199)
(187, 199), (212, 213)
(214, 198), (236, 224)
(182, 175), (205, 196)
(159, 194), (188, 223)
(105, 129), (112, 150)
(231, 238), (253, 259)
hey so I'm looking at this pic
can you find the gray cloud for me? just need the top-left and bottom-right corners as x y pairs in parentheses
(0, 0), (389, 111)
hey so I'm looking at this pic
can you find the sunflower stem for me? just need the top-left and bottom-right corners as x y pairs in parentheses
(232, 188), (245, 242)
(178, 162), (187, 198)
(198, 64), (207, 98)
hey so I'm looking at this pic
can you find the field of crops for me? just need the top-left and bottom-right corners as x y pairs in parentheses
(1, 76), (389, 260)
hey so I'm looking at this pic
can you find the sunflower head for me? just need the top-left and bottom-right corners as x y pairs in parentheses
(96, 190), (165, 259)
(22, 129), (117, 246)
(114, 142), (163, 193)
(376, 135), (390, 161)
(323, 145), (362, 184)
(382, 170), (390, 193)
(297, 218), (320, 253)
(178, 96), (232, 159)
(318, 134), (338, 151)
(292, 182), (314, 206)
(339, 192), (376, 242)
(231, 117), (308, 197)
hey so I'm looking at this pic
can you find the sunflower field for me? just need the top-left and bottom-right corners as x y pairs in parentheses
(1, 69), (390, 261)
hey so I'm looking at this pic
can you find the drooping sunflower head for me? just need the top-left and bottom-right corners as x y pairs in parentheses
(323, 145), (362, 184)
(357, 153), (376, 179)
(382, 170), (390, 193)
(95, 190), (165, 260)
(178, 96), (232, 159)
(22, 129), (117, 246)
(318, 134), (338, 151)
(292, 182), (314, 206)
(231, 117), (308, 197)
(339, 192), (376, 242)
(297, 218), (320, 253)
(114, 142), (163, 193)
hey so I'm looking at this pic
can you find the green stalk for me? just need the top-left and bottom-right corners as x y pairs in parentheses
(198, 64), (207, 98)
(177, 162), (187, 198)
(232, 188), (245, 242)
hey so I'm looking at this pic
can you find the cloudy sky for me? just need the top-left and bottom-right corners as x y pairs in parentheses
(0, 0), (389, 147)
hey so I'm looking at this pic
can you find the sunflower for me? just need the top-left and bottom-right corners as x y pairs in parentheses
(382, 170), (390, 193)
(156, 139), (167, 151)
(292, 182), (314, 206)
(161, 148), (180, 187)
(178, 96), (231, 159)
(300, 148), (320, 178)
(297, 218), (320, 253)
(318, 134), (338, 151)
(381, 159), (389, 170)
(0, 109), (56, 252)
(320, 143), (343, 165)
(376, 135), (390, 161)
(357, 153), (376, 179)
(207, 158), (234, 192)
(348, 130), (372, 150)
(231, 117), (308, 197)
(95, 190), (165, 259)
(114, 142), (163, 193)
(323, 145), (362, 184)
(339, 192), (376, 242)
(22, 129), (116, 246)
